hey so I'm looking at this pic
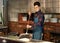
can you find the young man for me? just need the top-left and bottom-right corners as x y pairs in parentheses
(32, 2), (44, 40)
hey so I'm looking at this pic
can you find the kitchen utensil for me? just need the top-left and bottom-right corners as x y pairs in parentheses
(19, 13), (32, 39)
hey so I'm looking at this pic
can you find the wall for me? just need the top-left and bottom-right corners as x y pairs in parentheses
(7, 0), (60, 22)
(0, 0), (3, 12)
(3, 0), (8, 25)
(8, 0), (46, 22)
(0, 0), (3, 24)
(8, 0), (28, 22)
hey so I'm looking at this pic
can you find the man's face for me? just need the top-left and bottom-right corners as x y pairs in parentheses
(34, 5), (40, 12)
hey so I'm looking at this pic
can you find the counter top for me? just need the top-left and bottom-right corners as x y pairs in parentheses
(0, 36), (54, 43)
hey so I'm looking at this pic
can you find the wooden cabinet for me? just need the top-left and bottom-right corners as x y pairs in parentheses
(44, 22), (60, 41)
(8, 13), (34, 34)
(8, 21), (60, 41)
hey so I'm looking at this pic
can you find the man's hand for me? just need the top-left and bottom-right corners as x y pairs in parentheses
(26, 25), (32, 28)
(28, 11), (31, 16)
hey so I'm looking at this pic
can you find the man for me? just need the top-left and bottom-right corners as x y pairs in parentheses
(27, 2), (44, 40)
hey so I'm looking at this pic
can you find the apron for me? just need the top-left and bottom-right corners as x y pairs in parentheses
(32, 16), (43, 40)
(33, 17), (42, 32)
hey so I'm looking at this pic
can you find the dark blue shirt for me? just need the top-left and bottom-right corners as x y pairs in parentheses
(34, 10), (44, 27)
(33, 10), (45, 32)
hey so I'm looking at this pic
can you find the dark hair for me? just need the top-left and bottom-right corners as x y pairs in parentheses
(34, 2), (40, 6)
